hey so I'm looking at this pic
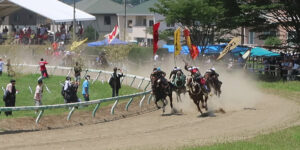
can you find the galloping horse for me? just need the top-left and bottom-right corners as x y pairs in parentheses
(151, 76), (174, 113)
(187, 77), (208, 115)
(205, 72), (222, 97)
(172, 71), (186, 102)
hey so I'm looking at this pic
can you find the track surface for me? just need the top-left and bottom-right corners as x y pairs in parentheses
(0, 93), (299, 150)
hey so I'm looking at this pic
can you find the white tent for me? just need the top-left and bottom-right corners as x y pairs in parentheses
(0, 0), (95, 22)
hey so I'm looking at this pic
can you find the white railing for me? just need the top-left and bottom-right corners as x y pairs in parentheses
(0, 64), (153, 124)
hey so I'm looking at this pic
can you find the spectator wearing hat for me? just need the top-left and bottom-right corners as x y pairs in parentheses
(3, 79), (17, 116)
(34, 80), (43, 113)
(109, 67), (124, 97)
(82, 75), (90, 101)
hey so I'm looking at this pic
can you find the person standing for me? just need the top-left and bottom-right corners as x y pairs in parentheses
(74, 62), (82, 82)
(0, 58), (4, 76)
(109, 67), (124, 97)
(39, 58), (48, 78)
(62, 76), (71, 103)
(82, 75), (90, 101)
(3, 79), (17, 116)
(33, 79), (43, 113)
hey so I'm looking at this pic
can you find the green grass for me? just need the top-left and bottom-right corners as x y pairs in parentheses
(0, 73), (140, 119)
(181, 126), (300, 150)
(258, 81), (300, 93)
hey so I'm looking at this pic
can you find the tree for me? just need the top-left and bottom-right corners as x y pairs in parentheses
(150, 0), (227, 54)
(232, 0), (300, 49)
(264, 37), (281, 46)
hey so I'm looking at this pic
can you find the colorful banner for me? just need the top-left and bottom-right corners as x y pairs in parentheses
(105, 25), (119, 44)
(191, 45), (199, 59)
(217, 37), (241, 60)
(70, 38), (88, 51)
(174, 27), (182, 56)
(153, 22), (160, 55)
(183, 28), (198, 59)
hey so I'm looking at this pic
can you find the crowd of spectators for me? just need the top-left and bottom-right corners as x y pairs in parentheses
(0, 23), (84, 45)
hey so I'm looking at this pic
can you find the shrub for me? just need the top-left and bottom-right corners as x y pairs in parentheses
(83, 26), (99, 41)
(264, 36), (281, 46)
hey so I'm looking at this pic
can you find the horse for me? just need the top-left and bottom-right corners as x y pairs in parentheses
(171, 72), (186, 102)
(187, 77), (208, 115)
(151, 76), (173, 113)
(205, 73), (222, 97)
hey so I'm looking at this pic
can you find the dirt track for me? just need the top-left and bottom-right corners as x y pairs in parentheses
(0, 93), (299, 150)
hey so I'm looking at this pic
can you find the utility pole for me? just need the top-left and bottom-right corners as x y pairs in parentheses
(124, 0), (127, 41)
(73, 0), (76, 42)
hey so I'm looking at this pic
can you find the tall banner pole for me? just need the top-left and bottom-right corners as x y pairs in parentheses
(174, 27), (181, 67)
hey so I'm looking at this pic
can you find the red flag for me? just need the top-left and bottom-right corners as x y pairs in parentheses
(105, 25), (119, 44)
(191, 45), (199, 59)
(153, 22), (160, 55)
(183, 29), (197, 59)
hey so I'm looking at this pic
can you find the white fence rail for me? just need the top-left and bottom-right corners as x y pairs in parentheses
(0, 64), (152, 124)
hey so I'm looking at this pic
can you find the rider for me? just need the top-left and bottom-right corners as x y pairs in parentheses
(185, 63), (210, 94)
(207, 67), (222, 92)
(169, 66), (184, 83)
(184, 64), (202, 86)
(150, 67), (167, 94)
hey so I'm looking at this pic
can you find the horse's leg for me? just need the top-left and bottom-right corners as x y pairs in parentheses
(155, 98), (161, 109)
(162, 99), (166, 113)
(169, 94), (173, 109)
(204, 95), (208, 111)
(193, 98), (202, 114)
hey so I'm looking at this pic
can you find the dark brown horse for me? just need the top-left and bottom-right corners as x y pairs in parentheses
(187, 78), (208, 114)
(151, 76), (173, 113)
(205, 73), (222, 97)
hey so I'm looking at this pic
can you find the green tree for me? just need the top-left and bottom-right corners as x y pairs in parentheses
(230, 0), (300, 49)
(83, 26), (99, 41)
(150, 0), (227, 54)
(264, 37), (281, 46)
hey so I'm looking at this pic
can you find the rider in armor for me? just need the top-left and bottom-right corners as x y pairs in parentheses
(169, 67), (184, 83)
(184, 64), (202, 86)
(150, 67), (167, 94)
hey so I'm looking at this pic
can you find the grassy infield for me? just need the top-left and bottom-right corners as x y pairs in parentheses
(182, 81), (300, 150)
(0, 72), (299, 149)
(0, 73), (140, 119)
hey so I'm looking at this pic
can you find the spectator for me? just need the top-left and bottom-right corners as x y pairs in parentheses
(34, 79), (44, 113)
(0, 58), (4, 76)
(69, 81), (80, 103)
(39, 58), (49, 78)
(2, 26), (8, 34)
(74, 62), (82, 82)
(3, 79), (17, 116)
(82, 75), (90, 101)
(63, 76), (71, 103)
(109, 67), (124, 97)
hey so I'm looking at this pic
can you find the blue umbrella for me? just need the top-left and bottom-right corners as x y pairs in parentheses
(87, 38), (128, 47)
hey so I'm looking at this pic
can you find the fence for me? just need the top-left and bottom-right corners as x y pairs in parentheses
(0, 64), (153, 124)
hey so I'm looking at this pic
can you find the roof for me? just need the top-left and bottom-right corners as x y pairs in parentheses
(76, 0), (124, 14)
(117, 0), (158, 16)
(0, 0), (95, 22)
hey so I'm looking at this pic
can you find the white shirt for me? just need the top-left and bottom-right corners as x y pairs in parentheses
(64, 80), (71, 91)
(34, 85), (43, 101)
(293, 63), (300, 70)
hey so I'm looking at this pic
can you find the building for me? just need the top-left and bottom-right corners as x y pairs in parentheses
(76, 0), (123, 38)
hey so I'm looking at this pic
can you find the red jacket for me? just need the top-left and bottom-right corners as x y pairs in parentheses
(39, 61), (48, 71)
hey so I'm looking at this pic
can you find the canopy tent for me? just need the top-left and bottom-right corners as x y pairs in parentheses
(87, 38), (128, 47)
(242, 47), (280, 57)
(0, 0), (95, 22)
(163, 44), (250, 55)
